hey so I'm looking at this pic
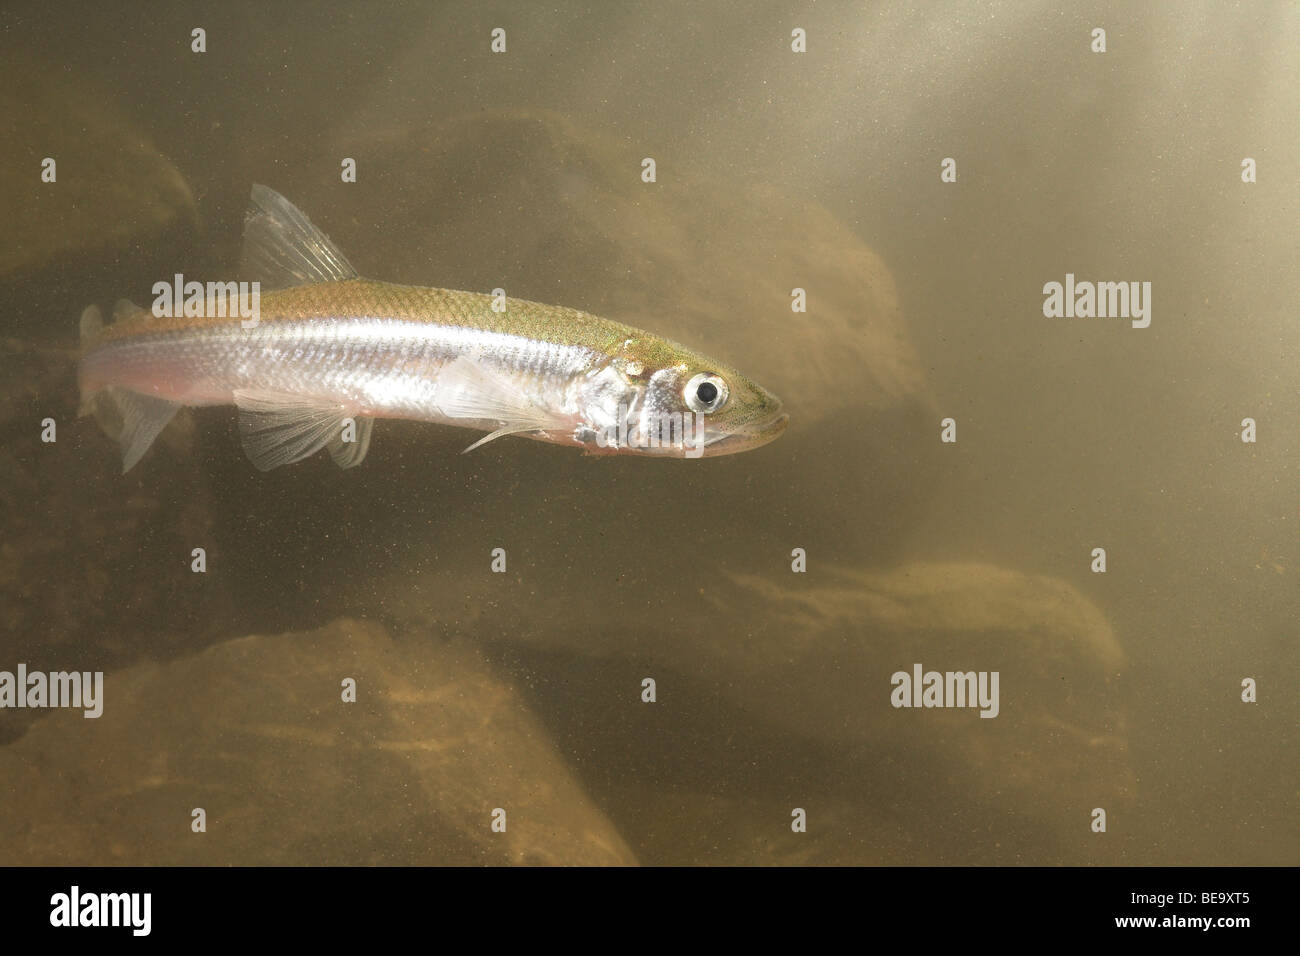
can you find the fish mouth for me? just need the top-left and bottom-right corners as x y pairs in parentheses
(700, 406), (789, 457)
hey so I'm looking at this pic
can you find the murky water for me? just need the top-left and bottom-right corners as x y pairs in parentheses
(1, 1), (1295, 865)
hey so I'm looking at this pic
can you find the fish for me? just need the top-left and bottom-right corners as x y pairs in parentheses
(78, 185), (788, 472)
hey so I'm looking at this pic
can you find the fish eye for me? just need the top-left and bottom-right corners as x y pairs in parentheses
(685, 372), (728, 413)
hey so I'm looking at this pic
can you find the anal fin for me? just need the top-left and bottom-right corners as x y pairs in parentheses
(90, 386), (181, 473)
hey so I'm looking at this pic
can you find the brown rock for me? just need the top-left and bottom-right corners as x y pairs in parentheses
(0, 619), (635, 865)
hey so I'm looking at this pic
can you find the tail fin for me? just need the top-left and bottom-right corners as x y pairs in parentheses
(79, 304), (104, 349)
(79, 303), (179, 473)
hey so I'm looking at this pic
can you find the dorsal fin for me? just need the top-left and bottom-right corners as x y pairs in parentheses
(240, 185), (359, 290)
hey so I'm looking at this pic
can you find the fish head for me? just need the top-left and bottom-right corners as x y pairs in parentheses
(600, 336), (788, 457)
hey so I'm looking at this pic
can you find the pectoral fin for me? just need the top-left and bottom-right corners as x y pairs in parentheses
(461, 424), (546, 454)
(433, 354), (570, 452)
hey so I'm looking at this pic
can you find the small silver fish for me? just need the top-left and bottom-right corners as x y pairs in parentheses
(79, 186), (787, 472)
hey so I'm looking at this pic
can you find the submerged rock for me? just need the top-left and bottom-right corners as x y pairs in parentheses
(708, 562), (1128, 762)
(0, 67), (197, 280)
(0, 619), (635, 865)
(424, 560), (1134, 863)
(0, 338), (225, 724)
(701, 562), (1133, 861)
